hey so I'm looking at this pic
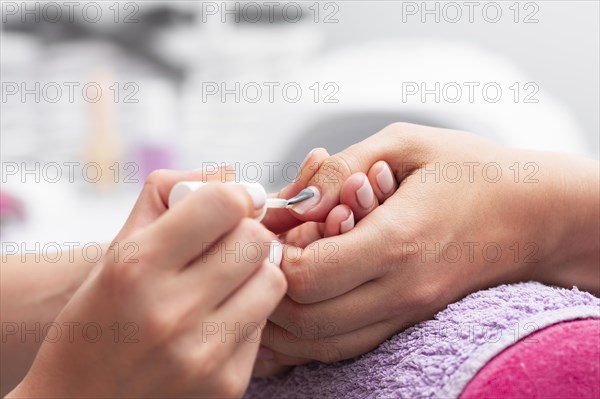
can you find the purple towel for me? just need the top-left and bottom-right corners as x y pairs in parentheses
(245, 282), (600, 398)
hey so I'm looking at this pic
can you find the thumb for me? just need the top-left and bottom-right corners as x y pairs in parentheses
(287, 123), (431, 222)
(114, 166), (235, 241)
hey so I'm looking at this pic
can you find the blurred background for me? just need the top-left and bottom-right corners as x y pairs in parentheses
(1, 1), (598, 246)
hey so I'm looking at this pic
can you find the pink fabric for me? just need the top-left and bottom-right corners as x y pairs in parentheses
(460, 318), (600, 399)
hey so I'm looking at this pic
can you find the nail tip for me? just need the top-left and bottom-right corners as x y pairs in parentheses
(269, 240), (283, 267)
(376, 165), (395, 195)
(356, 177), (375, 209)
(340, 212), (355, 234)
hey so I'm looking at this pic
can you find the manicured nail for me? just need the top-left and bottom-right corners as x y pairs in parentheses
(376, 163), (394, 195)
(356, 175), (374, 209)
(257, 346), (274, 360)
(299, 148), (317, 170)
(239, 182), (267, 209)
(290, 186), (320, 214)
(269, 240), (283, 267)
(339, 211), (354, 234)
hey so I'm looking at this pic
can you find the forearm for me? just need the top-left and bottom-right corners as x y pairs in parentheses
(0, 247), (99, 396)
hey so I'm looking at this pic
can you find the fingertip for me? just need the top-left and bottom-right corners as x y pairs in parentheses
(291, 148), (330, 190)
(285, 148), (337, 222)
(368, 160), (396, 200)
(269, 240), (283, 267)
(355, 173), (375, 210)
(341, 172), (367, 193)
(339, 209), (355, 234)
(299, 147), (329, 168)
(339, 172), (378, 222)
(324, 204), (353, 237)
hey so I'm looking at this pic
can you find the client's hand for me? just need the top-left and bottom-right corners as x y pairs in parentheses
(8, 169), (287, 398)
(255, 151), (396, 374)
(258, 123), (599, 366)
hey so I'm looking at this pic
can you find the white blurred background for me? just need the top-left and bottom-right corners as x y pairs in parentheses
(1, 1), (598, 247)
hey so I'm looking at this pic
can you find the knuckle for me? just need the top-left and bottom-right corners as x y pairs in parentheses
(100, 255), (145, 294)
(385, 122), (413, 135)
(383, 122), (418, 146)
(143, 305), (179, 338)
(165, 344), (217, 386)
(192, 346), (220, 378)
(412, 281), (443, 309)
(202, 184), (250, 222)
(166, 343), (195, 376)
(387, 121), (411, 132)
(216, 371), (247, 398)
(144, 169), (168, 187)
(315, 153), (354, 186)
(285, 257), (318, 304)
(378, 222), (403, 268)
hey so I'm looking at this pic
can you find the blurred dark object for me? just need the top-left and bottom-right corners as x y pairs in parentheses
(2, 4), (195, 82)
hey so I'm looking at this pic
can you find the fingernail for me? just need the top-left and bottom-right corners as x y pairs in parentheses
(290, 186), (320, 215)
(299, 148), (316, 170)
(339, 211), (354, 234)
(239, 182), (267, 210)
(376, 163), (394, 195)
(269, 240), (283, 267)
(257, 346), (274, 360)
(356, 175), (374, 209)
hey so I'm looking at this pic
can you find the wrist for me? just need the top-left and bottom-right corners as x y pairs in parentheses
(529, 153), (599, 293)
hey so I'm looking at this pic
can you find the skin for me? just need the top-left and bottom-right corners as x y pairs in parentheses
(4, 169), (288, 398)
(3, 123), (598, 390)
(254, 152), (398, 375)
(0, 169), (233, 395)
(1, 164), (378, 395)
(258, 122), (600, 368)
(0, 246), (96, 397)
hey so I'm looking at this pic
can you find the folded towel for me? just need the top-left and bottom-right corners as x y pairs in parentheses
(245, 282), (600, 399)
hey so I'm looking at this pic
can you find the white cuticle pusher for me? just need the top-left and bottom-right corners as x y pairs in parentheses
(168, 181), (315, 221)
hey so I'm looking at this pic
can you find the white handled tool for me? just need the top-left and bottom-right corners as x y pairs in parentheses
(168, 181), (316, 221)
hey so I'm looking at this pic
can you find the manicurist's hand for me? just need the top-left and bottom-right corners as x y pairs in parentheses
(7, 168), (287, 398)
(259, 123), (599, 365)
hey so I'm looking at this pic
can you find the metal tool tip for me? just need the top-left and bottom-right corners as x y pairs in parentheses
(286, 187), (316, 205)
